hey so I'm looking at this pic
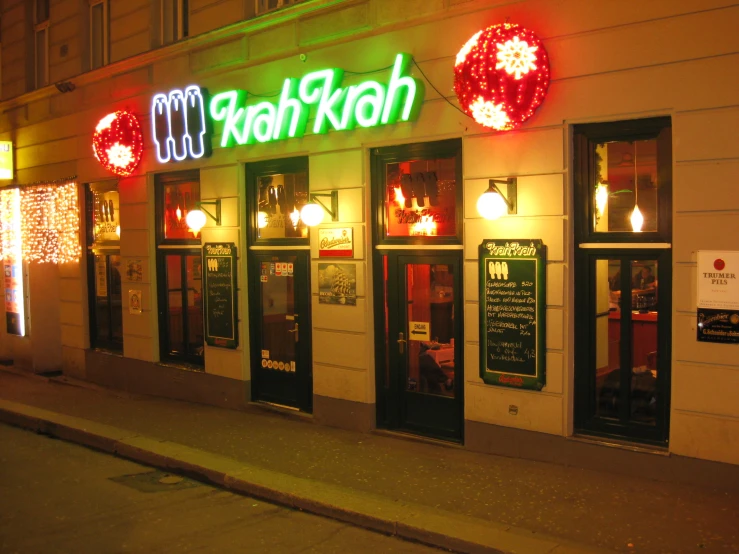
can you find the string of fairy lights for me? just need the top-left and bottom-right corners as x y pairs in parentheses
(0, 180), (81, 264)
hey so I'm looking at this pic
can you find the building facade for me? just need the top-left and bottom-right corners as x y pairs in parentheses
(1, 0), (738, 483)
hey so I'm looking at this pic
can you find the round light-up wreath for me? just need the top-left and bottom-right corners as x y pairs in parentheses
(454, 22), (550, 131)
(92, 111), (144, 176)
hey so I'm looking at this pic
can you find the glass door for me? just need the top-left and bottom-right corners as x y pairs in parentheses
(250, 251), (312, 412)
(159, 252), (204, 365)
(575, 249), (671, 443)
(380, 251), (463, 441)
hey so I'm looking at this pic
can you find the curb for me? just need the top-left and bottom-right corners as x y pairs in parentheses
(0, 399), (606, 554)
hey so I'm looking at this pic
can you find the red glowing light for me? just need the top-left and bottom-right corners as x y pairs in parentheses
(92, 111), (144, 177)
(454, 22), (550, 131)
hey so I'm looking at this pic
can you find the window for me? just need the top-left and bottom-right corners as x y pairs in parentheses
(247, 157), (310, 245)
(161, 0), (188, 45)
(156, 171), (204, 366)
(90, 0), (108, 70)
(574, 117), (672, 445)
(255, 0), (298, 16)
(87, 183), (123, 351)
(372, 139), (463, 245)
(34, 0), (49, 88)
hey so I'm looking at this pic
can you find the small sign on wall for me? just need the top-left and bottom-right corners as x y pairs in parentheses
(697, 250), (739, 344)
(318, 228), (353, 258)
(318, 263), (356, 305)
(129, 289), (142, 315)
(0, 141), (13, 181)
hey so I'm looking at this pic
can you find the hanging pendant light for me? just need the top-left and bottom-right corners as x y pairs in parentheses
(630, 142), (643, 232)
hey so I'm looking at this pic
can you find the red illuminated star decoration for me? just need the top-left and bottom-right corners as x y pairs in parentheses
(92, 111), (144, 177)
(454, 22), (550, 131)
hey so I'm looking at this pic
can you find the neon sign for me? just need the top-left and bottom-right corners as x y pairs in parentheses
(151, 53), (424, 162)
(152, 86), (210, 163)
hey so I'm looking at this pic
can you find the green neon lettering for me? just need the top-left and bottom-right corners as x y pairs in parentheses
(210, 90), (246, 147)
(207, 53), (423, 148)
(353, 82), (386, 128)
(252, 101), (276, 143)
(381, 53), (424, 124)
(298, 68), (345, 134)
(274, 78), (307, 139)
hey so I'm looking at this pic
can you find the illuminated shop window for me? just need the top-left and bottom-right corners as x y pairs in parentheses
(256, 170), (309, 240)
(163, 179), (200, 240)
(594, 139), (659, 234)
(384, 157), (457, 238)
(247, 157), (310, 246)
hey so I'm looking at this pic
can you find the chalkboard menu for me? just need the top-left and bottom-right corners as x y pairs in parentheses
(479, 239), (546, 390)
(203, 242), (238, 348)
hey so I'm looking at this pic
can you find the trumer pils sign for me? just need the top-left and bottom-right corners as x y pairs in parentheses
(151, 53), (424, 163)
(697, 251), (739, 344)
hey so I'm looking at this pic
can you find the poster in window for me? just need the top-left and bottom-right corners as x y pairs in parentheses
(318, 263), (357, 305)
(92, 189), (120, 243)
(96, 258), (108, 297)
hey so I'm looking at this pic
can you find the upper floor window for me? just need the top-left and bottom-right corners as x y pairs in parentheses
(255, 0), (298, 16)
(90, 0), (109, 70)
(34, 0), (49, 88)
(162, 0), (189, 45)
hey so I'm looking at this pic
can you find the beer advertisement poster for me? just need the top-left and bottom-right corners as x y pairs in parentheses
(697, 251), (739, 344)
(318, 263), (357, 305)
(318, 228), (353, 258)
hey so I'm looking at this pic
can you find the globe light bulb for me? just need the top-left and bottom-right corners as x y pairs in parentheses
(477, 190), (509, 220)
(185, 209), (207, 237)
(300, 203), (324, 226)
(630, 204), (644, 232)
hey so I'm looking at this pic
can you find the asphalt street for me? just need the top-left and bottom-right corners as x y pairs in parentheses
(0, 423), (445, 554)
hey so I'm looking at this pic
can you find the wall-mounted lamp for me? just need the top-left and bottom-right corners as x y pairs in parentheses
(55, 81), (75, 93)
(186, 199), (221, 237)
(300, 191), (339, 227)
(477, 178), (517, 220)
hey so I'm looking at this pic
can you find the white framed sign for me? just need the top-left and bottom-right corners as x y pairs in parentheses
(697, 251), (739, 310)
(318, 227), (353, 258)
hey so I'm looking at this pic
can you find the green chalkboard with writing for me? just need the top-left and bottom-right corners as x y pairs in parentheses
(479, 239), (546, 390)
(203, 242), (238, 349)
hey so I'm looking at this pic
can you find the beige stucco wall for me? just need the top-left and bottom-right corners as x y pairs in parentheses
(0, 0), (737, 465)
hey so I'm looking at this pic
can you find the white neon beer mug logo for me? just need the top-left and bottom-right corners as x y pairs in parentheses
(152, 85), (209, 163)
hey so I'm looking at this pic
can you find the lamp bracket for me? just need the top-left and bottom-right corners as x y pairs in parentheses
(488, 178), (517, 215)
(309, 191), (339, 221)
(196, 199), (222, 225)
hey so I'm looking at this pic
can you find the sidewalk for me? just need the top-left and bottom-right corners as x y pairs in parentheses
(0, 367), (737, 554)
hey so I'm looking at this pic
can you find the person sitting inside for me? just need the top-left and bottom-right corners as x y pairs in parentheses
(632, 265), (656, 290)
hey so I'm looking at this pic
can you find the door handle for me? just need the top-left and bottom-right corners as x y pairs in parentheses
(288, 322), (299, 342)
(397, 332), (406, 354)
